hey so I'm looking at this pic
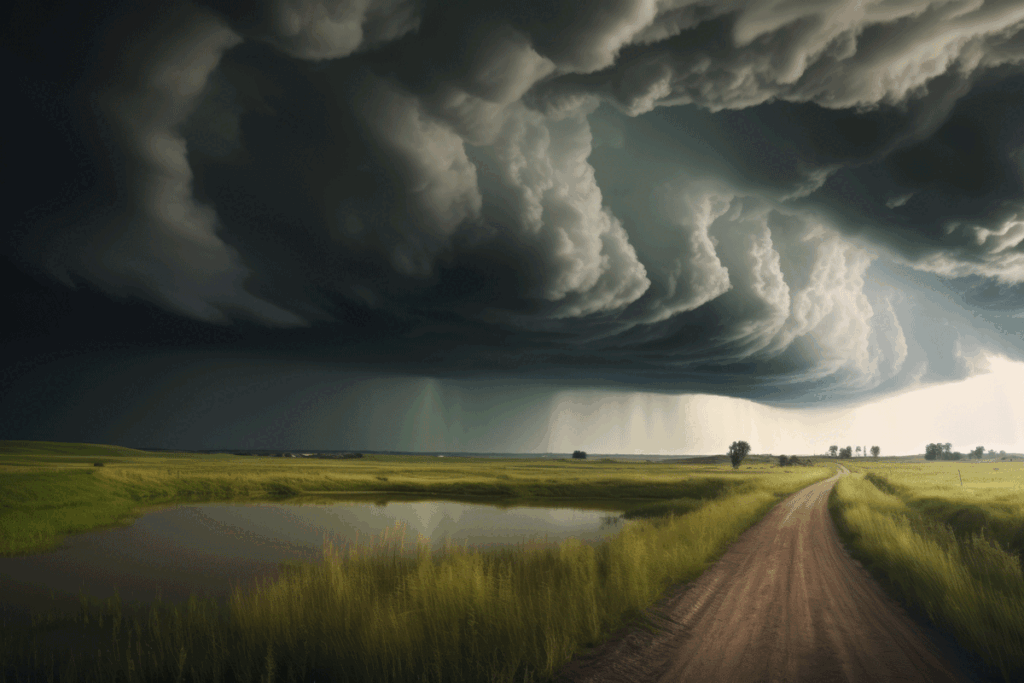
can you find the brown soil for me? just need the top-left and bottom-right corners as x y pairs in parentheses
(557, 466), (976, 683)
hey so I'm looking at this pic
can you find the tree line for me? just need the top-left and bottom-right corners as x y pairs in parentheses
(826, 445), (880, 458)
(924, 443), (987, 461)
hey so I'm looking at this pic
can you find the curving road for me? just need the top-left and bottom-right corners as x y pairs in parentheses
(559, 465), (971, 683)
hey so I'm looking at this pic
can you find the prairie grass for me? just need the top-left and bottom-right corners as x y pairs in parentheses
(2, 441), (819, 556)
(829, 463), (1024, 681)
(845, 460), (1024, 561)
(0, 441), (832, 682)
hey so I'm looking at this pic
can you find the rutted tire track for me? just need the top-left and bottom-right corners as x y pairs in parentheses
(558, 466), (970, 683)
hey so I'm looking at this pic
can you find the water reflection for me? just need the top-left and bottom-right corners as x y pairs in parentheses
(0, 498), (626, 617)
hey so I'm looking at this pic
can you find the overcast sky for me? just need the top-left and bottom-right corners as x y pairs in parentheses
(4, 0), (1024, 454)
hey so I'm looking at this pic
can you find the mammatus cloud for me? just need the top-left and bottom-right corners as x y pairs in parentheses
(10, 0), (1024, 402)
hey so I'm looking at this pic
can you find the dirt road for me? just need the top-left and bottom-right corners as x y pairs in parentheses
(558, 465), (972, 683)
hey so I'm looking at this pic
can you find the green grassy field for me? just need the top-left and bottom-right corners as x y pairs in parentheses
(829, 459), (1024, 681)
(1, 440), (816, 556)
(1, 441), (833, 682)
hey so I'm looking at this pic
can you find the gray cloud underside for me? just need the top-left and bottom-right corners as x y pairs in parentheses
(15, 0), (1024, 402)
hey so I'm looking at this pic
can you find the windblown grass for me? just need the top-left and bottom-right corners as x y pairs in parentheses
(829, 464), (1024, 681)
(1, 442), (832, 682)
(846, 460), (1024, 561)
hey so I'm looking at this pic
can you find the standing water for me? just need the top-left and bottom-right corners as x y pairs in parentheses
(0, 497), (625, 618)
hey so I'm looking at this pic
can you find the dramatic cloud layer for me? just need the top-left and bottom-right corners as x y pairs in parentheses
(6, 0), (1024, 409)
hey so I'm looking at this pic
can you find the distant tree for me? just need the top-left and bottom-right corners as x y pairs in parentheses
(728, 441), (751, 469)
(971, 446), (985, 460)
(926, 443), (964, 461)
(789, 455), (801, 466)
(572, 450), (587, 460)
(779, 455), (789, 467)
(871, 446), (880, 458)
(839, 446), (853, 459)
(829, 445), (839, 458)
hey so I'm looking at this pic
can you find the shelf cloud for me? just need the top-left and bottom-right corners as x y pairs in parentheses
(6, 0), (1024, 416)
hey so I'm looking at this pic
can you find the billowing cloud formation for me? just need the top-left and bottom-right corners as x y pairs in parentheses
(20, 2), (302, 325)
(251, 0), (423, 60)
(543, 0), (1024, 283)
(347, 71), (483, 276)
(471, 104), (651, 316)
(570, 0), (1024, 113)
(7, 0), (1024, 404)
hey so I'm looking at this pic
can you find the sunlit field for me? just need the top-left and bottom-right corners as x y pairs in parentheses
(1, 441), (832, 682)
(829, 459), (1024, 681)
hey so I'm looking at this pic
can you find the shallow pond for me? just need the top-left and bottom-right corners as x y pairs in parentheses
(0, 497), (625, 618)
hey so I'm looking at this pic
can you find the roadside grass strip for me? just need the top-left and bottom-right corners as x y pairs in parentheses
(852, 461), (1024, 564)
(829, 471), (1024, 682)
(223, 490), (788, 683)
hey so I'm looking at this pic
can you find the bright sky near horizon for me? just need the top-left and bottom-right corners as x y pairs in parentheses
(513, 354), (1024, 457)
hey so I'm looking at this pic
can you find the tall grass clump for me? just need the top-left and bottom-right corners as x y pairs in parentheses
(228, 490), (785, 682)
(830, 473), (1024, 681)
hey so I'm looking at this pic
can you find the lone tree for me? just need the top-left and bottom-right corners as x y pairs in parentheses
(829, 445), (839, 458)
(870, 446), (880, 458)
(572, 450), (587, 459)
(839, 446), (852, 459)
(728, 441), (751, 469)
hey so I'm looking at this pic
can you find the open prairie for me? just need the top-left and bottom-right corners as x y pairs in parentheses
(1, 441), (832, 682)
(830, 459), (1024, 681)
(1, 440), (825, 555)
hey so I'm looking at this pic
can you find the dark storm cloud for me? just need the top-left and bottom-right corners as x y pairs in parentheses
(6, 0), (1024, 405)
(10, 1), (303, 325)
(539, 0), (1024, 282)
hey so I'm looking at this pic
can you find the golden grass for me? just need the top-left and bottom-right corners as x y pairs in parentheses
(829, 461), (1024, 681)
(842, 459), (1024, 560)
